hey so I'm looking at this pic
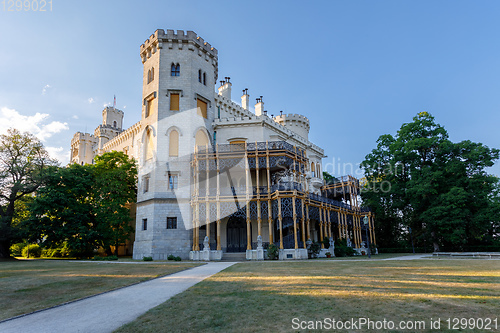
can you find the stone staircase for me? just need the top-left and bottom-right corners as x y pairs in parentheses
(221, 252), (247, 262)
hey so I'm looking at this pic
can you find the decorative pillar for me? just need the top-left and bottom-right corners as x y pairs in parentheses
(266, 142), (273, 244)
(245, 143), (251, 250)
(306, 203), (311, 240)
(319, 207), (324, 248)
(278, 198), (283, 249)
(256, 144), (261, 239)
(301, 198), (306, 249)
(292, 193), (298, 249)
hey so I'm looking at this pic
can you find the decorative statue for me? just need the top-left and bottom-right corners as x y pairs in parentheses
(203, 236), (209, 251)
(257, 235), (263, 248)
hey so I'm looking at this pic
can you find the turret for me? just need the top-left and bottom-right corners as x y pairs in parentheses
(274, 113), (310, 140)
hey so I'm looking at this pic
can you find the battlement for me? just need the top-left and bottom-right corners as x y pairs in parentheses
(102, 106), (124, 115)
(71, 131), (95, 145)
(140, 29), (218, 62)
(274, 113), (310, 128)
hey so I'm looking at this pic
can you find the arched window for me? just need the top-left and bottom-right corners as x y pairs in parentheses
(169, 129), (179, 157)
(198, 69), (202, 83)
(151, 67), (154, 80)
(147, 69), (151, 83)
(144, 128), (154, 161)
(317, 164), (321, 179)
(203, 72), (206, 85)
(113, 120), (117, 128)
(171, 63), (180, 76)
(195, 129), (209, 150)
(311, 162), (315, 177)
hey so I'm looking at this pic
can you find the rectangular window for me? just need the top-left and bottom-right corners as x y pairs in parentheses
(170, 93), (179, 111)
(167, 217), (177, 229)
(143, 177), (150, 193)
(142, 218), (147, 230)
(197, 98), (207, 119)
(145, 98), (153, 118)
(169, 174), (178, 189)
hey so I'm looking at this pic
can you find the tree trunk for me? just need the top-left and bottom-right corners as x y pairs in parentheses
(0, 240), (10, 258)
(431, 231), (440, 252)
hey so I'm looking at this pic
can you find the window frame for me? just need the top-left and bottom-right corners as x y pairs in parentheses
(167, 217), (177, 229)
(168, 173), (178, 190)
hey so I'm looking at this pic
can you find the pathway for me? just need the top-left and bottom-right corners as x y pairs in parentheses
(0, 262), (235, 333)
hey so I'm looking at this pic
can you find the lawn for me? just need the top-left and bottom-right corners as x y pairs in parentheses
(116, 259), (499, 333)
(0, 259), (201, 321)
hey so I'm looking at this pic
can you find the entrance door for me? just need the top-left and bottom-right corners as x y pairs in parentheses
(226, 216), (248, 252)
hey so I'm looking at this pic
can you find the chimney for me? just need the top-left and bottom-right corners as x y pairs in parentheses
(218, 77), (232, 100)
(241, 88), (249, 111)
(255, 96), (264, 116)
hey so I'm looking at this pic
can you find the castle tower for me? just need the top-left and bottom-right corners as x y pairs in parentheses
(274, 113), (310, 140)
(133, 29), (218, 260)
(102, 106), (124, 130)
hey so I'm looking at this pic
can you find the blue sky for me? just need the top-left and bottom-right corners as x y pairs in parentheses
(1, 0), (499, 176)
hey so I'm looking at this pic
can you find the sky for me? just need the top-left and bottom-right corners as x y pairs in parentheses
(1, 0), (499, 177)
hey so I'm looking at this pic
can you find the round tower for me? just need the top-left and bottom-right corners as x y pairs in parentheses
(274, 113), (310, 140)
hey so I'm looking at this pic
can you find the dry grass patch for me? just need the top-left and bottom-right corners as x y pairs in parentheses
(116, 259), (499, 333)
(0, 259), (201, 321)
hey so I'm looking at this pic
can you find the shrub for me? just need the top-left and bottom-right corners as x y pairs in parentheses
(322, 237), (330, 249)
(22, 244), (42, 258)
(92, 255), (118, 261)
(174, 256), (181, 261)
(167, 254), (175, 261)
(143, 256), (153, 261)
(10, 243), (26, 257)
(266, 243), (279, 260)
(308, 241), (321, 259)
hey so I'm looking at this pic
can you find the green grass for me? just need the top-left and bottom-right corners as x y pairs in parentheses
(0, 259), (201, 321)
(115, 259), (499, 333)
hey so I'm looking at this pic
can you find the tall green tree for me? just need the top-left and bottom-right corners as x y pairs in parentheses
(26, 152), (137, 257)
(0, 129), (57, 258)
(27, 164), (99, 257)
(361, 112), (499, 251)
(94, 151), (137, 255)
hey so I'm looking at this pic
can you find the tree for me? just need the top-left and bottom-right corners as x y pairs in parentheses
(0, 129), (57, 258)
(323, 171), (338, 185)
(361, 112), (499, 251)
(93, 151), (137, 255)
(26, 152), (137, 257)
(27, 164), (99, 257)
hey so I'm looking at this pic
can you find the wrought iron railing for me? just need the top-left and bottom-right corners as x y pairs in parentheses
(196, 141), (305, 157)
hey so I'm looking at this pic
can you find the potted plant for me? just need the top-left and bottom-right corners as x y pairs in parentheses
(325, 252), (332, 258)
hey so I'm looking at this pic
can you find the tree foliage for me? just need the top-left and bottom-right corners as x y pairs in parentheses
(26, 151), (137, 257)
(93, 151), (137, 255)
(0, 128), (57, 258)
(361, 112), (500, 251)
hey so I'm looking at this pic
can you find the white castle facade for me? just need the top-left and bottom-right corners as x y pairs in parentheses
(70, 29), (376, 260)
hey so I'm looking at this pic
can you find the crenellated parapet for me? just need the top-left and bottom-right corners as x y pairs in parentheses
(140, 29), (218, 64)
(274, 113), (310, 140)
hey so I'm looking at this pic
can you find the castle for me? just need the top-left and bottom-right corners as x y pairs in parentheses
(70, 29), (376, 260)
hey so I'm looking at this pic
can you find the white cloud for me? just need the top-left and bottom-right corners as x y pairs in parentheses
(0, 107), (69, 141)
(42, 84), (51, 95)
(88, 97), (95, 104)
(72, 115), (79, 119)
(45, 146), (70, 164)
(103, 102), (110, 107)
